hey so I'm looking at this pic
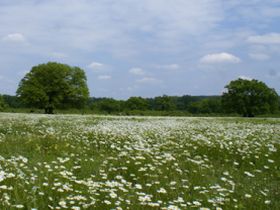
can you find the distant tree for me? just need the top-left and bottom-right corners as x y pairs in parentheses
(222, 78), (279, 117)
(0, 95), (7, 111)
(188, 101), (201, 114)
(92, 98), (121, 114)
(125, 97), (149, 111)
(206, 98), (223, 113)
(188, 98), (222, 114)
(2, 95), (23, 108)
(154, 95), (176, 111)
(176, 95), (202, 110)
(16, 62), (89, 114)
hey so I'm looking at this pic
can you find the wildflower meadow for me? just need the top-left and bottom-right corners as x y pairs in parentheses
(0, 113), (279, 209)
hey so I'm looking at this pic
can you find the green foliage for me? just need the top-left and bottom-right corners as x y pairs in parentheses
(154, 95), (176, 111)
(5, 77), (280, 117)
(2, 95), (22, 108)
(91, 98), (122, 114)
(222, 79), (279, 117)
(125, 97), (149, 110)
(16, 62), (89, 114)
(61, 67), (90, 109)
(189, 98), (222, 114)
(0, 95), (8, 111)
(174, 95), (204, 110)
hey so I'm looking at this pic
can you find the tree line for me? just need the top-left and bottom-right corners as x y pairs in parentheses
(0, 94), (234, 115)
(88, 95), (223, 115)
(1, 93), (279, 116)
(0, 62), (279, 117)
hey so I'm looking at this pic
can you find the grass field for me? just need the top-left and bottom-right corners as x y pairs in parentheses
(0, 113), (279, 209)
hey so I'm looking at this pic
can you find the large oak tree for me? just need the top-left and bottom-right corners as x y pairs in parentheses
(222, 78), (279, 117)
(17, 62), (89, 114)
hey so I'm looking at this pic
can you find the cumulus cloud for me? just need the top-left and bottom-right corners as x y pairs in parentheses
(136, 77), (162, 84)
(88, 62), (104, 71)
(247, 33), (280, 44)
(2, 33), (25, 43)
(0, 1), (279, 96)
(129, 68), (145, 75)
(200, 52), (241, 64)
(249, 53), (270, 61)
(0, 0), (224, 55)
(97, 75), (111, 80)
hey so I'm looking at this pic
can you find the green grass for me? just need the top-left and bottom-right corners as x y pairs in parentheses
(0, 113), (279, 209)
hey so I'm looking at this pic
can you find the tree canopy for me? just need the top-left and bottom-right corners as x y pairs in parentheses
(222, 78), (279, 117)
(154, 95), (176, 111)
(16, 62), (89, 114)
(125, 97), (149, 111)
(91, 98), (122, 114)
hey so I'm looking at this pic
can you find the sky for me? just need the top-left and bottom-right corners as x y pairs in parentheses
(0, 0), (280, 99)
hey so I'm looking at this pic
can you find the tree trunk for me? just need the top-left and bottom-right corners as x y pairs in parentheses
(45, 107), (54, 114)
(49, 107), (54, 114)
(243, 112), (255, 117)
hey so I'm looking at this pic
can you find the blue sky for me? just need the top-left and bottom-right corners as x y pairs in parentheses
(0, 0), (280, 99)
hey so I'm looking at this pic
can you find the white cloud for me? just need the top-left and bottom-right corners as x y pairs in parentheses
(247, 33), (280, 44)
(2, 33), (25, 43)
(155, 64), (180, 70)
(200, 52), (241, 64)
(0, 0), (224, 55)
(88, 62), (104, 71)
(136, 77), (162, 84)
(129, 68), (145, 75)
(239, 75), (253, 81)
(0, 1), (280, 96)
(97, 75), (111, 80)
(249, 53), (270, 61)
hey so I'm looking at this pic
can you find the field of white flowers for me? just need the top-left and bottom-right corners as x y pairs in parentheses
(0, 113), (279, 209)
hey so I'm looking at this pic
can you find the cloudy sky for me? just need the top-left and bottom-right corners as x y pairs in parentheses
(0, 0), (280, 99)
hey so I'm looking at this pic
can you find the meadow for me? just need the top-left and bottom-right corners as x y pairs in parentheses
(0, 113), (279, 210)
